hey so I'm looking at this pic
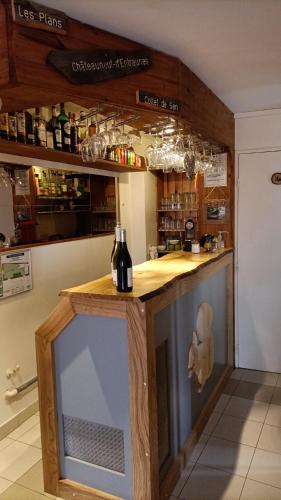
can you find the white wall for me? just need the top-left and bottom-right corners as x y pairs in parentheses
(0, 235), (113, 427)
(235, 108), (281, 152)
(119, 170), (157, 265)
(118, 135), (157, 265)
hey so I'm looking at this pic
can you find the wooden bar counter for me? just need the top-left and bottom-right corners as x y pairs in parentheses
(36, 249), (233, 500)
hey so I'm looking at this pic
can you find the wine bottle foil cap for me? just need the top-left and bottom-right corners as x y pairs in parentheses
(115, 224), (122, 240)
(120, 228), (126, 242)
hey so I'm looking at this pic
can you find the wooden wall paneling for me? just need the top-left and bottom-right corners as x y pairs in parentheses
(197, 150), (233, 247)
(126, 301), (159, 500)
(0, 1), (10, 86)
(8, 18), (178, 111)
(36, 297), (75, 495)
(179, 61), (234, 150)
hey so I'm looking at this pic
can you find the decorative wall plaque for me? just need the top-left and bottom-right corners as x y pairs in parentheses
(271, 172), (281, 185)
(47, 49), (152, 85)
(136, 89), (181, 112)
(12, 0), (67, 34)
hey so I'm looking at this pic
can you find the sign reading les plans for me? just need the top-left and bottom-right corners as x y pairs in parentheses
(12, 0), (67, 34)
(47, 49), (152, 85)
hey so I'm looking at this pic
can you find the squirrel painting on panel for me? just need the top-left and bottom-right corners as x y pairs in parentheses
(188, 302), (214, 392)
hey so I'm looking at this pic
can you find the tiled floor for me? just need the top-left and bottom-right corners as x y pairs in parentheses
(0, 412), (60, 499)
(0, 369), (281, 499)
(171, 368), (281, 499)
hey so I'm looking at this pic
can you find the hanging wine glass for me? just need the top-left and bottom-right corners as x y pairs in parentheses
(90, 120), (106, 161)
(108, 118), (121, 146)
(116, 124), (129, 147)
(81, 134), (94, 162)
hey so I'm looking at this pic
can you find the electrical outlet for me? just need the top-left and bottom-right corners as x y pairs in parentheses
(6, 364), (21, 379)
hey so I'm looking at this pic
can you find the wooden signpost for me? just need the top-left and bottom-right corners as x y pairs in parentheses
(136, 89), (181, 112)
(47, 49), (152, 84)
(12, 0), (67, 34)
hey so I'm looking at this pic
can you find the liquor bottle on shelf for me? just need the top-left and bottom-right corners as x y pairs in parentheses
(34, 108), (47, 147)
(111, 223), (121, 285)
(16, 112), (26, 144)
(116, 228), (133, 292)
(25, 110), (35, 145)
(8, 112), (17, 142)
(47, 105), (62, 151)
(88, 116), (96, 137)
(77, 111), (87, 154)
(70, 113), (78, 154)
(0, 113), (9, 139)
(57, 103), (71, 152)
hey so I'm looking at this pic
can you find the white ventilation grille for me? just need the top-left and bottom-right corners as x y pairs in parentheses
(63, 414), (125, 473)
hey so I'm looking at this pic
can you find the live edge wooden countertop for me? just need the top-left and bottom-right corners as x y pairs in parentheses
(60, 249), (232, 304)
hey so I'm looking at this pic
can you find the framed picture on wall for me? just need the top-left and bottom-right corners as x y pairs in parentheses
(203, 199), (229, 224)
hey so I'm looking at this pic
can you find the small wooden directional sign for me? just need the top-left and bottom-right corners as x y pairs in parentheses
(12, 0), (67, 34)
(136, 89), (181, 112)
(47, 49), (152, 85)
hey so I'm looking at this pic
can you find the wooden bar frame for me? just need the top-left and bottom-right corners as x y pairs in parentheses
(36, 252), (233, 500)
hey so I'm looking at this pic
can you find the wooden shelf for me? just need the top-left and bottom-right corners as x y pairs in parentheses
(92, 210), (116, 214)
(158, 229), (185, 232)
(0, 140), (146, 173)
(157, 208), (198, 212)
(37, 210), (91, 215)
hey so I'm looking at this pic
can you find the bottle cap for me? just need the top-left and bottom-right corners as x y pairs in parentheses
(120, 228), (126, 243)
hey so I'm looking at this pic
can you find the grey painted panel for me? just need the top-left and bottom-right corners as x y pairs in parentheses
(54, 314), (132, 500)
(155, 267), (228, 456)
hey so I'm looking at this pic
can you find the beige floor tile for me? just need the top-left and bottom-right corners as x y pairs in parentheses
(225, 396), (269, 423)
(240, 478), (281, 499)
(203, 412), (221, 436)
(214, 394), (231, 413)
(241, 370), (279, 387)
(276, 375), (281, 388)
(179, 464), (245, 500)
(171, 462), (194, 497)
(212, 414), (262, 447)
(265, 404), (281, 427)
(0, 479), (12, 496)
(257, 423), (281, 454)
(0, 483), (47, 499)
(234, 381), (274, 403)
(18, 423), (41, 449)
(248, 448), (281, 489)
(16, 459), (52, 497)
(0, 439), (13, 453)
(198, 436), (255, 477)
(230, 369), (245, 381)
(0, 440), (41, 482)
(223, 379), (240, 396)
(272, 387), (281, 406)
(188, 434), (209, 463)
(8, 415), (39, 440)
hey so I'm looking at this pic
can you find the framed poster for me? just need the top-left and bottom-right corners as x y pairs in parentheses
(0, 249), (32, 299)
(203, 199), (229, 224)
(204, 153), (227, 187)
